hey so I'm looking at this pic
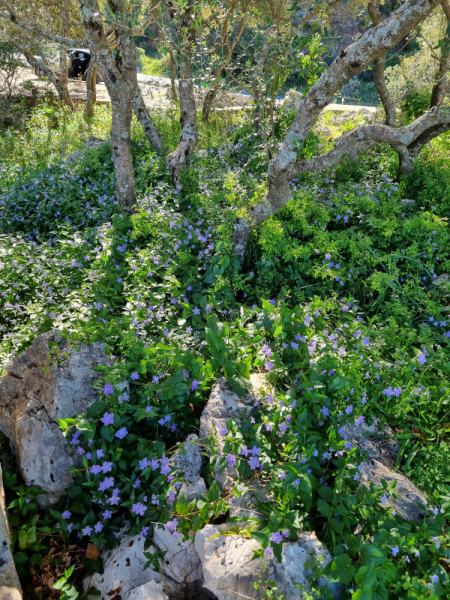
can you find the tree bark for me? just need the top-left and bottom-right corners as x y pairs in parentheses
(429, 0), (450, 109)
(166, 61), (198, 188)
(231, 0), (442, 262)
(110, 97), (135, 209)
(202, 88), (216, 122)
(59, 0), (74, 110)
(368, 0), (396, 126)
(133, 86), (163, 150)
(78, 0), (137, 208)
(85, 62), (97, 117)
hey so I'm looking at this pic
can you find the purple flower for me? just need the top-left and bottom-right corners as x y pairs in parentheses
(130, 371), (139, 380)
(249, 456), (260, 470)
(102, 383), (114, 396)
(240, 446), (249, 457)
(417, 353), (427, 366)
(164, 519), (178, 533)
(362, 337), (370, 346)
(391, 546), (399, 557)
(102, 510), (112, 519)
(82, 525), (93, 537)
(193, 307), (200, 315)
(99, 477), (114, 491)
(354, 416), (365, 427)
(191, 379), (199, 391)
(321, 406), (329, 417)
(265, 361), (274, 371)
(226, 453), (236, 466)
(279, 471), (286, 480)
(270, 532), (283, 544)
(141, 526), (150, 537)
(139, 457), (150, 470)
(62, 511), (71, 519)
(94, 522), (103, 533)
(264, 547), (274, 556)
(131, 502), (147, 516)
(49, 312), (57, 319)
(101, 461), (113, 473)
(100, 412), (114, 426)
(97, 449), (104, 458)
(115, 427), (128, 439)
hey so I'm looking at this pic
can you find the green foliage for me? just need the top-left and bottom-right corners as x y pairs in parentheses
(52, 566), (79, 600)
(1, 102), (450, 599)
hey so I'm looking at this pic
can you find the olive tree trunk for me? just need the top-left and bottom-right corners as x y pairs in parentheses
(231, 0), (443, 262)
(78, 0), (137, 208)
(85, 62), (97, 117)
(167, 60), (198, 188)
(59, 0), (74, 110)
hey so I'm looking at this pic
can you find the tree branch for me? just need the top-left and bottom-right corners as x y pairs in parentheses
(368, 0), (396, 126)
(289, 108), (450, 177)
(429, 0), (450, 108)
(0, 9), (87, 46)
(231, 0), (443, 262)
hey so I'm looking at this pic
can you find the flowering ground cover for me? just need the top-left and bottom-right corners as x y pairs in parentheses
(1, 103), (450, 598)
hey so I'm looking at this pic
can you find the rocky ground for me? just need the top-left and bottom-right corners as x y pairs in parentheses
(0, 333), (428, 600)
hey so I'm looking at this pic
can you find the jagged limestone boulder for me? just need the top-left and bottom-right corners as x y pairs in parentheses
(0, 464), (22, 597)
(83, 532), (167, 600)
(342, 420), (427, 521)
(0, 332), (111, 507)
(170, 434), (206, 502)
(195, 525), (341, 600)
(199, 379), (250, 492)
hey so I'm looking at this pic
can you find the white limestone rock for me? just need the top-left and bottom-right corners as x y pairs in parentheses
(0, 331), (111, 508)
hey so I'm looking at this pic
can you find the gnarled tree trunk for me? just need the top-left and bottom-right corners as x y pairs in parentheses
(231, 0), (443, 263)
(85, 61), (97, 118)
(167, 60), (198, 188)
(133, 86), (163, 150)
(78, 0), (138, 208)
(59, 0), (74, 110)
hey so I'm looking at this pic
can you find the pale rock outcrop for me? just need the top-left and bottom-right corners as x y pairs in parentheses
(433, 273), (450, 288)
(343, 420), (427, 521)
(0, 332), (111, 507)
(0, 464), (22, 597)
(170, 434), (206, 502)
(65, 137), (108, 164)
(199, 379), (250, 493)
(83, 533), (167, 600)
(152, 526), (202, 595)
(195, 525), (341, 600)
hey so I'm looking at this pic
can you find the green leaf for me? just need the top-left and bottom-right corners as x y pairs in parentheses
(208, 481), (220, 502)
(329, 554), (356, 584)
(318, 499), (332, 518)
(87, 400), (106, 419)
(205, 328), (227, 366)
(360, 544), (387, 567)
(176, 494), (189, 516)
(352, 585), (373, 600)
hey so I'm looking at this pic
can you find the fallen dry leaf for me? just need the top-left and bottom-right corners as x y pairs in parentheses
(86, 543), (101, 560)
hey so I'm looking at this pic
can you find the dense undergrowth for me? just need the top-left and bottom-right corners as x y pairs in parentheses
(1, 103), (450, 599)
